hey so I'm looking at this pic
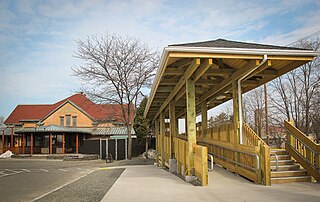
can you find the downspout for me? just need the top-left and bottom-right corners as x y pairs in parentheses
(238, 54), (268, 144)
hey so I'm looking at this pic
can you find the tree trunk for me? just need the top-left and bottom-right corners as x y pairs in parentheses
(145, 137), (149, 159)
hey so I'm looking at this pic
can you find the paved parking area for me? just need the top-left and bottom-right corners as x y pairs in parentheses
(0, 159), (106, 202)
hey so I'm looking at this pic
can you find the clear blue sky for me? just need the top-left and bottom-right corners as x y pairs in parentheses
(0, 0), (319, 119)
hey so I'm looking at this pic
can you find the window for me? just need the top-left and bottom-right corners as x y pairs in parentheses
(60, 116), (64, 126)
(66, 115), (71, 126)
(72, 116), (77, 127)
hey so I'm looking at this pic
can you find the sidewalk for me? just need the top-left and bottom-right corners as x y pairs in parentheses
(102, 165), (320, 202)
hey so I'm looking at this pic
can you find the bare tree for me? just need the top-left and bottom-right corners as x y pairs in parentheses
(0, 116), (4, 124)
(73, 34), (159, 159)
(269, 38), (320, 138)
(243, 86), (265, 137)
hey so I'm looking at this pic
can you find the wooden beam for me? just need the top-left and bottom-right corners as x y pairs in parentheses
(154, 58), (201, 119)
(198, 60), (258, 105)
(186, 78), (196, 176)
(193, 59), (214, 81)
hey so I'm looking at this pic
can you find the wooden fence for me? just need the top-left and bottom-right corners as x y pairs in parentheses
(284, 120), (320, 182)
(194, 122), (270, 185)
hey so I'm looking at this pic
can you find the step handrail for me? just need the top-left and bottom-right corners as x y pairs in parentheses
(208, 154), (214, 171)
(270, 153), (279, 171)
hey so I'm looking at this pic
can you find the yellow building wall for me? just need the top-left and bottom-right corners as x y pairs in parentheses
(23, 123), (37, 128)
(43, 103), (93, 127)
(97, 122), (114, 127)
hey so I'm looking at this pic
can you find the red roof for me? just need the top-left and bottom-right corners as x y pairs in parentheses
(4, 93), (134, 125)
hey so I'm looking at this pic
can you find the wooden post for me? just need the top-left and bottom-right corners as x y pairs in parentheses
(186, 78), (196, 176)
(155, 119), (160, 165)
(169, 100), (176, 158)
(76, 133), (79, 154)
(115, 139), (118, 160)
(62, 133), (65, 155)
(232, 81), (240, 144)
(31, 133), (33, 155)
(232, 81), (240, 172)
(201, 102), (208, 138)
(2, 129), (4, 148)
(49, 133), (52, 154)
(10, 127), (14, 148)
(160, 112), (165, 167)
(22, 134), (25, 154)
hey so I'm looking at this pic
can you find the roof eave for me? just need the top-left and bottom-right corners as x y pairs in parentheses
(144, 46), (319, 119)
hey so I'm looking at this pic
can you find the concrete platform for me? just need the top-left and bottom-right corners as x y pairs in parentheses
(102, 165), (320, 202)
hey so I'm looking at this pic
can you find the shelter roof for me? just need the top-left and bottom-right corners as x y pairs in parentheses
(169, 39), (310, 50)
(144, 39), (319, 120)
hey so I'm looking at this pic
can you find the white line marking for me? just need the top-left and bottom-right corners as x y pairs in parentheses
(32, 169), (96, 202)
(58, 169), (67, 172)
(40, 169), (48, 172)
(22, 169), (31, 172)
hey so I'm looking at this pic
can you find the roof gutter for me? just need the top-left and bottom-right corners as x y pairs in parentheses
(165, 46), (319, 56)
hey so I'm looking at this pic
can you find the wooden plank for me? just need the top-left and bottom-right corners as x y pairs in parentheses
(154, 59), (201, 119)
(186, 78), (197, 176)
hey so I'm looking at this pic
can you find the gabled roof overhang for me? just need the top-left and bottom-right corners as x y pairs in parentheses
(144, 43), (319, 120)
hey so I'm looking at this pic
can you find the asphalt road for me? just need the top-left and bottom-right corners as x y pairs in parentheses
(0, 159), (107, 202)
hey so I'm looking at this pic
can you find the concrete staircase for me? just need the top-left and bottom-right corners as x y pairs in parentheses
(270, 149), (311, 184)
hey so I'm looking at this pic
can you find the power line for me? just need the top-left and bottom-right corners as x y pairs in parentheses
(287, 30), (320, 46)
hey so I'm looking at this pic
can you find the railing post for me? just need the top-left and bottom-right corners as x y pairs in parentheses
(160, 112), (166, 167)
(155, 119), (160, 165)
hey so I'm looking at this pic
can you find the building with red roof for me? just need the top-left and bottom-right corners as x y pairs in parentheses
(1, 93), (136, 159)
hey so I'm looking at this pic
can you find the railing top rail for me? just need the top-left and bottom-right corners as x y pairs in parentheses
(243, 122), (269, 148)
(284, 120), (320, 153)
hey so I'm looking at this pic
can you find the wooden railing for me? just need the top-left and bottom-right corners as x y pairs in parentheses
(173, 137), (187, 175)
(194, 122), (270, 185)
(284, 120), (320, 182)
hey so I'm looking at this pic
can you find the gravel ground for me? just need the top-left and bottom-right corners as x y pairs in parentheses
(35, 169), (124, 202)
(105, 157), (155, 167)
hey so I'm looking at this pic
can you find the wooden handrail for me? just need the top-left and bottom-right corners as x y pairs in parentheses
(284, 120), (320, 182)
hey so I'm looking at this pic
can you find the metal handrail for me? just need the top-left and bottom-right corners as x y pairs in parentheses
(203, 141), (260, 172)
(270, 153), (279, 171)
(208, 154), (214, 171)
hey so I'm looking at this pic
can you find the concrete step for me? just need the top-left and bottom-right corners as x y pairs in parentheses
(270, 149), (287, 155)
(271, 170), (308, 178)
(270, 155), (291, 161)
(271, 164), (300, 171)
(271, 176), (311, 184)
(270, 160), (295, 166)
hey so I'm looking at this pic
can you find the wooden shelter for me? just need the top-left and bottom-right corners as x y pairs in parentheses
(144, 39), (318, 185)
